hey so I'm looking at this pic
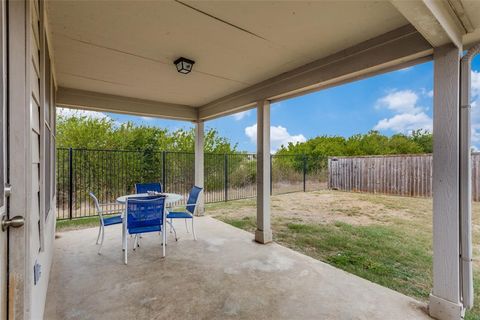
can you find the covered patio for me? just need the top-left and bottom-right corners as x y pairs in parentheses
(45, 216), (429, 320)
(7, 0), (480, 319)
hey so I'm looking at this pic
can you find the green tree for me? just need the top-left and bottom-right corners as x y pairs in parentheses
(277, 130), (433, 157)
(56, 113), (241, 200)
(411, 129), (433, 153)
(388, 134), (423, 154)
(56, 113), (238, 153)
(56, 115), (119, 149)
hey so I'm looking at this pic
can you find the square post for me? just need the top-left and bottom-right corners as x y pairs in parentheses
(429, 44), (464, 320)
(194, 121), (204, 215)
(255, 100), (272, 244)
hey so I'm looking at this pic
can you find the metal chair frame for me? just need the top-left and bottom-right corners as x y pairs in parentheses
(124, 196), (167, 264)
(89, 192), (123, 255)
(167, 186), (202, 240)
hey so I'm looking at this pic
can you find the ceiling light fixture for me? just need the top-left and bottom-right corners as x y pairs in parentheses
(174, 57), (195, 74)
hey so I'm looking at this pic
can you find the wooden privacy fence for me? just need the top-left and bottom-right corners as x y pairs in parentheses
(328, 153), (480, 201)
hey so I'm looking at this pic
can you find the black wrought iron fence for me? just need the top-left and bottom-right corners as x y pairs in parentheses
(56, 148), (328, 220)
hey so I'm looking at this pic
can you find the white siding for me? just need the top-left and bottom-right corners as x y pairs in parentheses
(27, 0), (57, 318)
(30, 0), (41, 253)
(31, 130), (40, 165)
(31, 33), (39, 78)
(30, 100), (40, 134)
(30, 66), (40, 105)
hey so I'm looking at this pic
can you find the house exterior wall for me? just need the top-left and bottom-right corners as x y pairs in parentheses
(8, 0), (57, 318)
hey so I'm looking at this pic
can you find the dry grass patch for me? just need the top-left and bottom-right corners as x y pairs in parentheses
(209, 190), (480, 320)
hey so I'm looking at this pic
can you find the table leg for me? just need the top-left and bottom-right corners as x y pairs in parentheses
(122, 210), (126, 251)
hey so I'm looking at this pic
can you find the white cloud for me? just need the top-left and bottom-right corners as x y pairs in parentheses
(245, 124), (306, 152)
(397, 66), (413, 72)
(231, 110), (251, 121)
(374, 112), (432, 133)
(373, 89), (432, 134)
(245, 125), (256, 141)
(470, 70), (480, 145)
(375, 90), (420, 114)
(472, 70), (480, 98)
(57, 107), (110, 120)
(375, 72), (479, 141)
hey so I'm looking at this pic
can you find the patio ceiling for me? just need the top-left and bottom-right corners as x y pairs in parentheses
(47, 1), (480, 121)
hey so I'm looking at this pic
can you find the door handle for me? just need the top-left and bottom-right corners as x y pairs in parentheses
(1, 215), (24, 231)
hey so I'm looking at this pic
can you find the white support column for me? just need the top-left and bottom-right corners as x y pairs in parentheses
(255, 100), (272, 244)
(429, 44), (464, 320)
(194, 121), (204, 216)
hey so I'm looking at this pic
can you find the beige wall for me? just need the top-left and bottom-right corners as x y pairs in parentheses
(27, 0), (56, 318)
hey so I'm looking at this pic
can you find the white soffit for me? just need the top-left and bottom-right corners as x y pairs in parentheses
(46, 1), (408, 108)
(461, 0), (480, 46)
(391, 0), (480, 48)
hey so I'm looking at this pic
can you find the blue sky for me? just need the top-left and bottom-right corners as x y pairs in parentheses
(61, 56), (480, 152)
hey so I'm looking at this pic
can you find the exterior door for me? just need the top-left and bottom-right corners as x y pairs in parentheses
(0, 0), (7, 318)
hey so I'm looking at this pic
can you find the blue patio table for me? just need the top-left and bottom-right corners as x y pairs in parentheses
(116, 193), (183, 252)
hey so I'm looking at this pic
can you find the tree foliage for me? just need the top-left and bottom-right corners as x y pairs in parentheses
(56, 113), (242, 202)
(276, 130), (432, 157)
(274, 130), (433, 174)
(56, 113), (237, 153)
(57, 113), (432, 157)
(56, 114), (433, 208)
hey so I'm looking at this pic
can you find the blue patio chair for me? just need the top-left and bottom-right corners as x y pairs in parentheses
(135, 182), (163, 194)
(167, 186), (202, 240)
(125, 195), (167, 264)
(89, 192), (123, 255)
(134, 183), (163, 239)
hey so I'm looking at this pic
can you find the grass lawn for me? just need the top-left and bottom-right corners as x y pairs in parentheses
(207, 190), (480, 320)
(56, 214), (118, 231)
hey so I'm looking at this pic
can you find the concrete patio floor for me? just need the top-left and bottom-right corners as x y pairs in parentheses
(45, 216), (431, 320)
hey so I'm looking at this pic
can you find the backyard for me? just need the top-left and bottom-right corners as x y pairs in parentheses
(56, 189), (480, 319)
(208, 190), (480, 320)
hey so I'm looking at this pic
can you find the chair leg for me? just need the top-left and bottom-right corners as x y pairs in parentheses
(96, 225), (102, 244)
(185, 219), (189, 233)
(124, 237), (128, 265)
(98, 226), (105, 255)
(168, 220), (178, 241)
(122, 222), (126, 252)
(133, 235), (138, 250)
(191, 218), (197, 241)
(162, 227), (166, 258)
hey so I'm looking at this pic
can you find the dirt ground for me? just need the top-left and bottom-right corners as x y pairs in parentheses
(209, 190), (433, 226)
(208, 190), (480, 269)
